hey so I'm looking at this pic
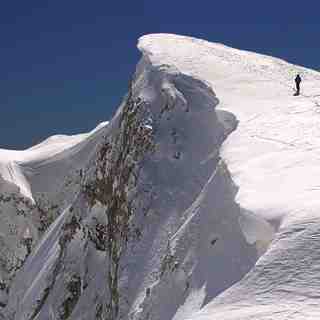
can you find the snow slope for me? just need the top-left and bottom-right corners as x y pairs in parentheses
(0, 121), (108, 308)
(140, 34), (320, 320)
(2, 33), (320, 319)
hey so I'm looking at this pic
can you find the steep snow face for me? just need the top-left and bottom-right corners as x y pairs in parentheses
(2, 33), (320, 320)
(137, 35), (320, 319)
(139, 34), (320, 223)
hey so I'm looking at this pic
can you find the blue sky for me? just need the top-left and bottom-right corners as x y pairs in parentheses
(1, 1), (320, 148)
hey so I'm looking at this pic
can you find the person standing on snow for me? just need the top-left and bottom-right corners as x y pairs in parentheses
(294, 74), (302, 96)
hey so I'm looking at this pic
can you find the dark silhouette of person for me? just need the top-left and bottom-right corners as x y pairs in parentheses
(295, 74), (302, 96)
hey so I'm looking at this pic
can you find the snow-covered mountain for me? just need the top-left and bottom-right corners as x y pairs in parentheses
(1, 33), (320, 320)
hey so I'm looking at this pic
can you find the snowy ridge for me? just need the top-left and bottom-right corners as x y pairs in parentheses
(0, 121), (108, 201)
(1, 33), (320, 319)
(138, 35), (320, 319)
(0, 121), (109, 310)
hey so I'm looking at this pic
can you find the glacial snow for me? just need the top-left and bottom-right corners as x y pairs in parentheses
(1, 33), (320, 319)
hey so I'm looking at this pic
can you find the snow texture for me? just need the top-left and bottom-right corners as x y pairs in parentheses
(1, 33), (320, 319)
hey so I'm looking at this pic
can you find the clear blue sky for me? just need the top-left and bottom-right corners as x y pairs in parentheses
(1, 1), (320, 149)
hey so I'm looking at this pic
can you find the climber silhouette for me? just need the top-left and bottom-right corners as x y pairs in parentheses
(294, 74), (301, 96)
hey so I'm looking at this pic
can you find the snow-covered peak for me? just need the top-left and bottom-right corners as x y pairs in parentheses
(138, 34), (320, 320)
(141, 33), (320, 224)
(139, 33), (320, 84)
(1, 34), (320, 320)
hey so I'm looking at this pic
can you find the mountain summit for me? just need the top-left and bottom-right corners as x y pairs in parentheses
(1, 34), (320, 320)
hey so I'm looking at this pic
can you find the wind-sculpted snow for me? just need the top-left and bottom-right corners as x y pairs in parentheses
(1, 33), (320, 320)
(190, 214), (320, 320)
(138, 35), (320, 319)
